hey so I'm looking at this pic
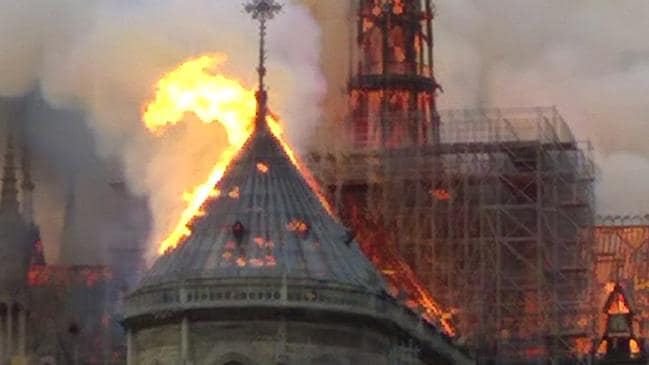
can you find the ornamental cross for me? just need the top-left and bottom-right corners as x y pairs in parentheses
(245, 0), (282, 21)
(244, 0), (282, 126)
(245, 0), (282, 92)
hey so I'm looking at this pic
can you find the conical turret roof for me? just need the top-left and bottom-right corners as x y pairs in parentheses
(142, 121), (385, 293)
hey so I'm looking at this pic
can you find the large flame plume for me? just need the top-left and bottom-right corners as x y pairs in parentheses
(143, 54), (254, 254)
(143, 54), (330, 254)
(144, 54), (256, 141)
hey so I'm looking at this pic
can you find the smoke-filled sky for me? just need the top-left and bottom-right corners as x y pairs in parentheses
(0, 0), (647, 263)
(0, 0), (325, 262)
(431, 0), (649, 215)
(307, 0), (649, 215)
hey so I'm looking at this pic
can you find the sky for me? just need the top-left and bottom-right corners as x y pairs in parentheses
(432, 0), (649, 215)
(0, 0), (647, 262)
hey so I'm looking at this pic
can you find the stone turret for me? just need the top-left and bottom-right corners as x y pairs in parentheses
(0, 133), (32, 363)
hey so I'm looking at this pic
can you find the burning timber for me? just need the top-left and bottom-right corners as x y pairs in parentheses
(305, 1), (596, 363)
(308, 107), (596, 363)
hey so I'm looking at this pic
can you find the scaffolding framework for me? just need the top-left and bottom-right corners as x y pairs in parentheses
(308, 2), (597, 362)
(308, 107), (596, 364)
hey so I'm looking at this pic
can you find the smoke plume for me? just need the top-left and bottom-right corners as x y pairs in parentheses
(305, 0), (649, 215)
(0, 0), (325, 260)
(3, 0), (646, 262)
(433, 0), (649, 215)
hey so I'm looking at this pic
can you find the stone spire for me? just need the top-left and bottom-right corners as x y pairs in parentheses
(20, 142), (35, 223)
(244, 0), (282, 128)
(1, 133), (19, 214)
(58, 177), (78, 264)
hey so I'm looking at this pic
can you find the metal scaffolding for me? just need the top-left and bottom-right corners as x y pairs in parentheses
(307, 107), (596, 364)
(306, 1), (597, 362)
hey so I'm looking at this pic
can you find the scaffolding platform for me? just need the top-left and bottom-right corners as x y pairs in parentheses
(308, 106), (596, 364)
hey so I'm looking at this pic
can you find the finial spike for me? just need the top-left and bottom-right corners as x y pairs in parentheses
(244, 0), (282, 128)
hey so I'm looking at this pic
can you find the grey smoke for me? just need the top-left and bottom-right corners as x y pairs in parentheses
(0, 0), (325, 261)
(5, 0), (644, 265)
(305, 0), (649, 214)
(122, 0), (644, 233)
(9, 94), (151, 265)
(433, 0), (649, 214)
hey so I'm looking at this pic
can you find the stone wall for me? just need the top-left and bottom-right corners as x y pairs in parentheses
(131, 319), (405, 365)
(133, 324), (180, 365)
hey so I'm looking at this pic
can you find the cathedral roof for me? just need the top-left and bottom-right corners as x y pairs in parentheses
(141, 121), (386, 294)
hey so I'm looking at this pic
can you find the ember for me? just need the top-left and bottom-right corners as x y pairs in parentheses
(28, 265), (112, 288)
(228, 186), (240, 199)
(236, 257), (247, 267)
(431, 188), (450, 201)
(257, 162), (269, 173)
(250, 258), (264, 267)
(265, 255), (277, 267)
(630, 338), (641, 355)
(287, 218), (309, 234)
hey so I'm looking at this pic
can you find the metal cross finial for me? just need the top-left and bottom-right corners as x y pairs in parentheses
(245, 0), (282, 21)
(245, 0), (282, 128)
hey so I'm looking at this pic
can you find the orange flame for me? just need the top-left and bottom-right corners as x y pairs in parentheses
(607, 293), (631, 314)
(143, 54), (331, 254)
(431, 188), (450, 201)
(630, 338), (641, 355)
(348, 205), (457, 337)
(287, 219), (309, 234)
(257, 162), (269, 173)
(596, 340), (607, 356)
(228, 186), (241, 199)
(144, 54), (254, 254)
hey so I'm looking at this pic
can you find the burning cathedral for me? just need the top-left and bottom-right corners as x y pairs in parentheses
(122, 1), (471, 364)
(0, 96), (141, 364)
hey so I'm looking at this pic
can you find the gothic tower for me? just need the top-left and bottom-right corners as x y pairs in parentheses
(0, 134), (34, 363)
(348, 0), (440, 149)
